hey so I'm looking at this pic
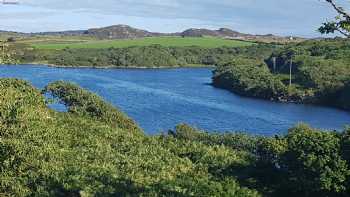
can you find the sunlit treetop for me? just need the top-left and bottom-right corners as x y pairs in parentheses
(319, 0), (350, 37)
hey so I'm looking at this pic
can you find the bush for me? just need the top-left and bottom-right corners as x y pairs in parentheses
(43, 81), (142, 134)
(213, 58), (287, 101)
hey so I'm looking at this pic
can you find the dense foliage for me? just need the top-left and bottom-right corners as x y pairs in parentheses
(168, 124), (350, 197)
(0, 79), (260, 197)
(213, 38), (350, 110)
(16, 44), (277, 68)
(1, 79), (350, 196)
(43, 81), (142, 134)
(0, 41), (18, 64)
(213, 58), (287, 101)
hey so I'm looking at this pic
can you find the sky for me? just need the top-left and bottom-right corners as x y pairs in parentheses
(0, 0), (349, 37)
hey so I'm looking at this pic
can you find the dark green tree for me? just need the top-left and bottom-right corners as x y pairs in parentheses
(282, 125), (350, 196)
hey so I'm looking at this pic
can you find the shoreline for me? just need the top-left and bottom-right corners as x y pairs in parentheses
(21, 62), (215, 70)
(213, 83), (350, 113)
(1, 63), (349, 113)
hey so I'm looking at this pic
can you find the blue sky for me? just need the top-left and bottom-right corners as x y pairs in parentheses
(0, 0), (349, 37)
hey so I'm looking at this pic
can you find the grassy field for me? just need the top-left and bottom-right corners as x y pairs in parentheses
(30, 36), (255, 49)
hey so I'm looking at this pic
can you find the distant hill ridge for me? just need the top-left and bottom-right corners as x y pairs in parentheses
(181, 27), (248, 38)
(0, 24), (304, 42)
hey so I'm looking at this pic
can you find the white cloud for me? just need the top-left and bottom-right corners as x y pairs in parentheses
(1, 0), (349, 37)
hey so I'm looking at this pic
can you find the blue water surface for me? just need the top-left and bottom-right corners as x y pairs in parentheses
(1, 64), (349, 135)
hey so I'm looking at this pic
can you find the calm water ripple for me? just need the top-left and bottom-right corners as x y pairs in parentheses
(1, 64), (349, 135)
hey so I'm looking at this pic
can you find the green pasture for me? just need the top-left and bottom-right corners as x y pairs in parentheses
(31, 36), (255, 49)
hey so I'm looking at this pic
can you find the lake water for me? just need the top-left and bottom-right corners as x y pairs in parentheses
(1, 64), (350, 135)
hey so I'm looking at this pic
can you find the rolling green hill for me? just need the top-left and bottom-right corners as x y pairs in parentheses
(30, 36), (255, 49)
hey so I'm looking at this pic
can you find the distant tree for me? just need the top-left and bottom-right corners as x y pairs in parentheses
(7, 37), (16, 42)
(319, 0), (350, 37)
(0, 40), (17, 64)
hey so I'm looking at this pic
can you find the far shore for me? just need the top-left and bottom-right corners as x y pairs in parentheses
(8, 63), (215, 70)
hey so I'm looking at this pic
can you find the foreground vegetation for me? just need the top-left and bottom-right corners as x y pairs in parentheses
(1, 79), (350, 197)
(213, 38), (350, 110)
